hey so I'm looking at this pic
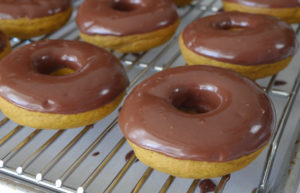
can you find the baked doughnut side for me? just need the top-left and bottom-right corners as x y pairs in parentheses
(179, 34), (292, 79)
(0, 40), (129, 129)
(76, 0), (180, 52)
(222, 0), (300, 23)
(0, 7), (72, 39)
(119, 66), (274, 178)
(179, 12), (297, 79)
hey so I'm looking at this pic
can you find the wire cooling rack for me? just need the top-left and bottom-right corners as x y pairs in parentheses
(1, 0), (300, 193)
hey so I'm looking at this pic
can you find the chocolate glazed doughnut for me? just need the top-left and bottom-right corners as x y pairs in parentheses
(0, 40), (129, 129)
(119, 66), (275, 178)
(76, 0), (180, 53)
(179, 12), (297, 79)
(0, 31), (10, 59)
(223, 0), (300, 23)
(0, 0), (72, 39)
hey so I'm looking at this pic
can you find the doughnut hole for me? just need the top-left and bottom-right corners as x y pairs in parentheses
(112, 0), (144, 12)
(171, 87), (221, 114)
(50, 68), (75, 76)
(213, 20), (245, 31)
(31, 54), (80, 76)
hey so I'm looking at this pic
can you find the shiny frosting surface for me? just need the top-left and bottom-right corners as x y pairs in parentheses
(119, 66), (274, 162)
(0, 40), (129, 114)
(223, 0), (300, 8)
(76, 0), (179, 36)
(0, 0), (71, 19)
(182, 12), (297, 65)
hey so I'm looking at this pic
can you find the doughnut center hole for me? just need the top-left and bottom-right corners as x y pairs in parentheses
(228, 27), (244, 31)
(112, 0), (143, 11)
(214, 21), (245, 31)
(33, 56), (78, 76)
(171, 88), (221, 114)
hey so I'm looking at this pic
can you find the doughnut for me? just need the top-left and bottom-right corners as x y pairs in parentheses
(0, 0), (72, 39)
(0, 31), (10, 60)
(76, 0), (180, 53)
(119, 65), (274, 178)
(179, 12), (297, 80)
(222, 0), (300, 24)
(172, 0), (193, 7)
(0, 40), (129, 129)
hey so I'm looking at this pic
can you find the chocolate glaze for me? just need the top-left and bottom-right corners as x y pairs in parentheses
(0, 31), (6, 52)
(92, 151), (100, 157)
(76, 0), (179, 36)
(182, 12), (297, 65)
(125, 150), (135, 162)
(0, 0), (71, 19)
(274, 80), (287, 86)
(119, 66), (274, 162)
(0, 40), (129, 114)
(223, 0), (300, 8)
(199, 179), (216, 193)
(0, 0), (71, 20)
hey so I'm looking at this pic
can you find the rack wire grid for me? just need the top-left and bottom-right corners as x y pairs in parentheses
(1, 0), (300, 193)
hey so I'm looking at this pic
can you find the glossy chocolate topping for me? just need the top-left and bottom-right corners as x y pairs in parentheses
(0, 0), (71, 19)
(0, 40), (129, 114)
(223, 0), (300, 8)
(76, 0), (179, 36)
(119, 66), (274, 162)
(0, 31), (6, 52)
(182, 12), (297, 65)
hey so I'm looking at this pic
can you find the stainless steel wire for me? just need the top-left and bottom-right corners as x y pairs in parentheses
(0, 0), (299, 193)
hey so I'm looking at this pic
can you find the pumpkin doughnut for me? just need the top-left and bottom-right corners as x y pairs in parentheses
(0, 31), (10, 60)
(0, 40), (129, 129)
(0, 0), (72, 39)
(179, 12), (297, 79)
(223, 0), (300, 24)
(76, 0), (180, 53)
(119, 66), (275, 178)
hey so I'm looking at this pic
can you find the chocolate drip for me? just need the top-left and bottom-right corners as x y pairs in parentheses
(199, 179), (216, 193)
(0, 0), (71, 19)
(125, 150), (139, 162)
(92, 151), (100, 157)
(0, 40), (129, 114)
(119, 66), (274, 162)
(274, 80), (287, 86)
(76, 0), (179, 36)
(182, 12), (297, 65)
(125, 150), (135, 162)
(223, 0), (300, 8)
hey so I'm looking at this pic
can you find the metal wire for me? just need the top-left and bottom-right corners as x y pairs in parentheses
(16, 130), (65, 175)
(255, 65), (300, 193)
(77, 138), (127, 193)
(104, 154), (137, 193)
(254, 23), (300, 193)
(0, 125), (23, 146)
(187, 179), (200, 193)
(36, 126), (92, 182)
(0, 0), (299, 193)
(159, 176), (175, 193)
(131, 168), (153, 193)
(215, 175), (231, 193)
(1, 129), (41, 164)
